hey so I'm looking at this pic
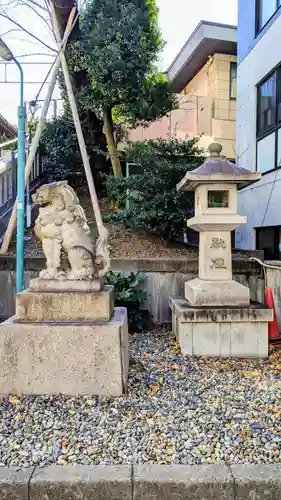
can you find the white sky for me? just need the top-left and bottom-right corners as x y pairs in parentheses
(0, 0), (238, 125)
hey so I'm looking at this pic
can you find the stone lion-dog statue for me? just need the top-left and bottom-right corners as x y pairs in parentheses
(32, 180), (110, 280)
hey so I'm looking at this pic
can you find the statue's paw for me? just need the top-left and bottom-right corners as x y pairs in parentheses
(57, 271), (67, 280)
(39, 269), (56, 279)
(39, 268), (65, 280)
(67, 270), (93, 280)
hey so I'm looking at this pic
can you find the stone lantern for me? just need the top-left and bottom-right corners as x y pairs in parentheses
(170, 143), (273, 358)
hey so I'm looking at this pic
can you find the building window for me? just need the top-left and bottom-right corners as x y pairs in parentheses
(256, 68), (281, 173)
(257, 132), (275, 173)
(256, 226), (281, 260)
(257, 0), (281, 33)
(230, 63), (237, 99)
(257, 72), (276, 135)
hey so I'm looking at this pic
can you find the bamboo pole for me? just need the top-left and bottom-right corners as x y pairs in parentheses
(49, 0), (110, 276)
(0, 7), (76, 254)
(49, 0), (105, 233)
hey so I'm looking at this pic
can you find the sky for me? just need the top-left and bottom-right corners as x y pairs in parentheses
(0, 0), (238, 125)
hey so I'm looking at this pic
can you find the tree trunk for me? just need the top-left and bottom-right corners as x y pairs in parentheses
(103, 107), (122, 177)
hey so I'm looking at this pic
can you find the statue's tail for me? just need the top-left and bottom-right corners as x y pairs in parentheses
(95, 226), (110, 278)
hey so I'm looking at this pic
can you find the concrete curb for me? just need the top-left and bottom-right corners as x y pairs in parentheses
(0, 464), (281, 499)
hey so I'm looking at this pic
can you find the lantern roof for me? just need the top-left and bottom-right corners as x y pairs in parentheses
(177, 143), (261, 191)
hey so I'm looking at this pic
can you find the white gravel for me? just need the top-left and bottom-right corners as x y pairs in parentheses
(1, 328), (281, 468)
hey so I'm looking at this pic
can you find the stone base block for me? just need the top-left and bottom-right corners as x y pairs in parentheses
(0, 307), (128, 396)
(16, 285), (114, 322)
(170, 297), (273, 358)
(185, 278), (250, 306)
(30, 277), (104, 292)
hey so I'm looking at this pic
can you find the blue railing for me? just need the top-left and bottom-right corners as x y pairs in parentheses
(0, 150), (46, 237)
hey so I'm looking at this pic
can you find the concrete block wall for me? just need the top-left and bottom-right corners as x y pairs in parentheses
(0, 256), (265, 324)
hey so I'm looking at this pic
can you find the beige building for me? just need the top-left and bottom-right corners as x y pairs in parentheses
(129, 21), (237, 160)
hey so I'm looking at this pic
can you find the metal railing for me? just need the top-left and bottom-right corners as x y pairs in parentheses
(0, 150), (46, 237)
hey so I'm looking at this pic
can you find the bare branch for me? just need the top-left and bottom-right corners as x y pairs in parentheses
(0, 27), (21, 36)
(14, 52), (55, 57)
(0, 11), (57, 52)
(18, 0), (53, 33)
(0, 0), (20, 9)
(26, 0), (48, 11)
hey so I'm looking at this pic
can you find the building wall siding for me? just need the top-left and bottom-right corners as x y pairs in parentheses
(238, 0), (281, 64)
(128, 54), (236, 159)
(236, 14), (281, 249)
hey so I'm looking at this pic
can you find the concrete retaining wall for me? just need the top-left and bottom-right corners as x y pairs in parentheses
(0, 256), (265, 323)
(1, 464), (281, 499)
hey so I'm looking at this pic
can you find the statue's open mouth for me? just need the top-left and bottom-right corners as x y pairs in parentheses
(38, 201), (51, 207)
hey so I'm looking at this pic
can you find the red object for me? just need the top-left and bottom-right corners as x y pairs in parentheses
(265, 287), (280, 340)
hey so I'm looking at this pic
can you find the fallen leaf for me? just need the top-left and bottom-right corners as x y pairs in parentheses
(149, 385), (160, 392)
(154, 412), (163, 418)
(241, 370), (261, 378)
(240, 432), (249, 440)
(9, 396), (20, 406)
(61, 438), (68, 449)
(272, 409), (281, 415)
(143, 353), (150, 359)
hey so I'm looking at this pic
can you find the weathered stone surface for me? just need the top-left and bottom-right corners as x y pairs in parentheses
(133, 464), (233, 500)
(198, 230), (232, 281)
(30, 465), (132, 500)
(0, 307), (128, 396)
(170, 298), (272, 358)
(170, 297), (273, 323)
(16, 285), (114, 322)
(32, 181), (110, 281)
(231, 464), (281, 500)
(30, 277), (104, 292)
(185, 278), (250, 306)
(0, 467), (32, 500)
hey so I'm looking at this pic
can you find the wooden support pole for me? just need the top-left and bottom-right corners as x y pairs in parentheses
(49, 0), (110, 276)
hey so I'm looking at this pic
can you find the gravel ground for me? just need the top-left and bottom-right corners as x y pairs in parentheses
(1, 328), (281, 468)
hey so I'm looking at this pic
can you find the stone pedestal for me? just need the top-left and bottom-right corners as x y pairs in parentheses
(170, 297), (273, 358)
(0, 281), (129, 396)
(16, 285), (114, 322)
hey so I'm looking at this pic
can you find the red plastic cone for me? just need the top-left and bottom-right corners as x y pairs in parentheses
(265, 287), (280, 341)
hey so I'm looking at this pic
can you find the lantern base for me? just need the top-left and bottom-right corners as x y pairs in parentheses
(185, 277), (250, 306)
(169, 297), (273, 358)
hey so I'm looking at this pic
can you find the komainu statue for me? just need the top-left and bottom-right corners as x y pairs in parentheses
(32, 181), (110, 280)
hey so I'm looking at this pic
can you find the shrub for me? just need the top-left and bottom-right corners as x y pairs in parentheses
(40, 116), (109, 194)
(40, 117), (83, 186)
(104, 137), (204, 241)
(106, 271), (152, 332)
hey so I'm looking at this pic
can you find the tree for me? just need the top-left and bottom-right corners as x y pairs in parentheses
(67, 0), (176, 177)
(104, 137), (204, 241)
